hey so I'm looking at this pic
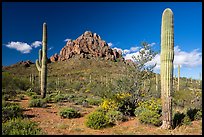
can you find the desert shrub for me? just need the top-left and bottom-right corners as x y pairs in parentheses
(53, 94), (67, 103)
(117, 97), (136, 116)
(26, 90), (37, 97)
(106, 110), (124, 124)
(31, 95), (41, 99)
(182, 115), (192, 125)
(134, 107), (148, 117)
(74, 96), (87, 105)
(186, 108), (199, 121)
(2, 72), (30, 91)
(138, 109), (162, 126)
(14, 78), (30, 91)
(86, 97), (102, 106)
(134, 98), (162, 126)
(85, 111), (109, 129)
(18, 94), (25, 100)
(3, 94), (10, 101)
(173, 111), (185, 128)
(2, 102), (23, 122)
(71, 82), (82, 91)
(100, 98), (119, 111)
(29, 99), (47, 108)
(59, 108), (81, 119)
(194, 110), (202, 120)
(2, 118), (42, 135)
(44, 94), (53, 103)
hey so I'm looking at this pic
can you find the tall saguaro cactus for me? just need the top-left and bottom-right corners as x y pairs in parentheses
(156, 73), (158, 92)
(36, 23), (47, 98)
(160, 8), (174, 129)
(177, 64), (180, 91)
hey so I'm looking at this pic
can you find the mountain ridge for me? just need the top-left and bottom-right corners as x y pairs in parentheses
(49, 31), (124, 62)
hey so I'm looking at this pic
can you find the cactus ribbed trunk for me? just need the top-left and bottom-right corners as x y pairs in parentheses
(156, 74), (158, 92)
(36, 23), (47, 98)
(38, 49), (42, 87)
(160, 8), (174, 129)
(177, 65), (180, 91)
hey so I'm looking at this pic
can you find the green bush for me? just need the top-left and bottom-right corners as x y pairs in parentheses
(138, 109), (162, 126)
(74, 96), (86, 105)
(26, 90), (37, 97)
(53, 94), (66, 103)
(134, 107), (147, 117)
(173, 111), (185, 128)
(18, 94), (25, 100)
(2, 118), (42, 135)
(85, 111), (109, 129)
(182, 115), (192, 125)
(86, 97), (102, 106)
(31, 95), (41, 99)
(134, 98), (162, 126)
(59, 108), (81, 119)
(2, 102), (23, 122)
(186, 108), (199, 121)
(29, 99), (47, 108)
(44, 94), (53, 103)
(194, 110), (202, 120)
(3, 94), (10, 101)
(106, 110), (124, 124)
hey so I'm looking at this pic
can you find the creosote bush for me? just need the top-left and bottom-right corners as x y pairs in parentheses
(2, 102), (23, 122)
(2, 118), (42, 135)
(85, 110), (109, 129)
(106, 110), (125, 124)
(59, 108), (81, 119)
(139, 109), (162, 126)
(29, 98), (47, 108)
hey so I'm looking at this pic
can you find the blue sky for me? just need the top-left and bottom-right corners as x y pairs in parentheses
(2, 2), (202, 79)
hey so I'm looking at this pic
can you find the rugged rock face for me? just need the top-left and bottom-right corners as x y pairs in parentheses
(49, 31), (124, 62)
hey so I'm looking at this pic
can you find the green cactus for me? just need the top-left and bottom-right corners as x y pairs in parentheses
(160, 8), (174, 129)
(38, 49), (42, 87)
(177, 64), (180, 91)
(36, 22), (47, 98)
(155, 73), (158, 92)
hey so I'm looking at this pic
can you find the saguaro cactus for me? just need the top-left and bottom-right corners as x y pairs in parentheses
(38, 49), (42, 87)
(177, 64), (180, 91)
(156, 73), (158, 92)
(36, 23), (47, 98)
(160, 8), (174, 129)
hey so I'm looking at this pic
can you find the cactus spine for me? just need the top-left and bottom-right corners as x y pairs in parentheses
(160, 8), (174, 129)
(177, 64), (180, 91)
(36, 23), (47, 98)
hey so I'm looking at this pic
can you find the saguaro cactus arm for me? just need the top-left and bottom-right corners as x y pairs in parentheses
(36, 59), (42, 71)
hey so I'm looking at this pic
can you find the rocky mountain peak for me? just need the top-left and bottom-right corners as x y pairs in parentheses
(49, 31), (124, 62)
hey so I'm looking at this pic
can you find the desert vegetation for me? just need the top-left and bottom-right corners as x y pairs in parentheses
(2, 8), (202, 135)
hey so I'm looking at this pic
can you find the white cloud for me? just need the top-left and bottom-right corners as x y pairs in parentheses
(130, 46), (139, 52)
(148, 42), (156, 47)
(64, 38), (71, 42)
(122, 44), (202, 71)
(108, 42), (113, 47)
(145, 46), (202, 71)
(5, 41), (32, 54)
(31, 41), (42, 48)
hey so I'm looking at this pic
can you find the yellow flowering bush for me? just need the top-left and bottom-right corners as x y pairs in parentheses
(116, 92), (131, 100)
(100, 99), (119, 111)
